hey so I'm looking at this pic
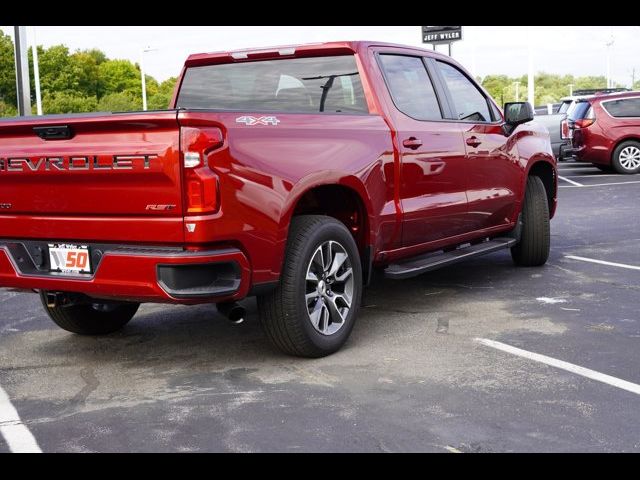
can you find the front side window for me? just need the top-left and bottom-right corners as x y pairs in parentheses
(436, 61), (492, 122)
(176, 55), (368, 114)
(378, 54), (442, 121)
(602, 98), (640, 118)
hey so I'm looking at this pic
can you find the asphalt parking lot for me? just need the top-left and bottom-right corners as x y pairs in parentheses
(1, 160), (639, 453)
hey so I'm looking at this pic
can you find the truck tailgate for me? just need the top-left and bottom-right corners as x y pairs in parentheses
(0, 111), (184, 244)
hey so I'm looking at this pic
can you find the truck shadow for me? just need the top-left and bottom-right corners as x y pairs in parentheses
(32, 251), (543, 367)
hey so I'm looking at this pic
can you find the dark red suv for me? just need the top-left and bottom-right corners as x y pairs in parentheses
(570, 91), (640, 174)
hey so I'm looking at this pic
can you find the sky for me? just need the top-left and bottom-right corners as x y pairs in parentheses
(2, 26), (639, 88)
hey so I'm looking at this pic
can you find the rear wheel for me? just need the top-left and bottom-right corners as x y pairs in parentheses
(257, 215), (362, 358)
(39, 291), (139, 335)
(612, 141), (640, 174)
(511, 175), (550, 267)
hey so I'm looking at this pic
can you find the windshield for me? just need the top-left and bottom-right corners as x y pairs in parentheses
(176, 55), (368, 114)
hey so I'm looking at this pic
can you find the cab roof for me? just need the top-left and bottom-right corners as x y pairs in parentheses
(184, 41), (451, 67)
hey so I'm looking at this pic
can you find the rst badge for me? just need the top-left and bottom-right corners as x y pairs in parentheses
(236, 116), (280, 126)
(0, 203), (11, 209)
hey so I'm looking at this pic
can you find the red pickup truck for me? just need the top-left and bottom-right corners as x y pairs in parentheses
(0, 41), (557, 357)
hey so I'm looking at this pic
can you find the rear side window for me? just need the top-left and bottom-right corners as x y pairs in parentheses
(602, 98), (640, 118)
(176, 55), (368, 114)
(378, 55), (442, 121)
(569, 101), (592, 121)
(436, 61), (492, 122)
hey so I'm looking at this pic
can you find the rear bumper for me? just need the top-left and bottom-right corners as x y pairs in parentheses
(572, 144), (605, 165)
(0, 241), (251, 304)
(558, 141), (575, 160)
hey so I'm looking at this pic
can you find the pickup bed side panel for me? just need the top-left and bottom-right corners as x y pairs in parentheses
(177, 111), (395, 286)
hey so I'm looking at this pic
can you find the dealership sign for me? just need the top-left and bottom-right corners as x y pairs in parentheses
(422, 26), (463, 44)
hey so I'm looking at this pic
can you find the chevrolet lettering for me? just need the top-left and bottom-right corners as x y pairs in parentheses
(0, 154), (157, 172)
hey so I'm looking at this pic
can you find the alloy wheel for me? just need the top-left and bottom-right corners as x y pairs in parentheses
(305, 240), (354, 336)
(619, 146), (640, 171)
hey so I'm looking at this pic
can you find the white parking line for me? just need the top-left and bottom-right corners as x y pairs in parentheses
(564, 174), (636, 178)
(558, 176), (583, 187)
(475, 338), (640, 396)
(565, 255), (640, 271)
(0, 385), (41, 453)
(560, 180), (640, 188)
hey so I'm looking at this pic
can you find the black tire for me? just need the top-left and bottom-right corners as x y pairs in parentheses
(594, 164), (612, 172)
(611, 140), (640, 174)
(39, 291), (139, 335)
(257, 215), (362, 358)
(511, 175), (550, 267)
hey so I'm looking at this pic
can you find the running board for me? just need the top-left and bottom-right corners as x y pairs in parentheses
(384, 237), (517, 280)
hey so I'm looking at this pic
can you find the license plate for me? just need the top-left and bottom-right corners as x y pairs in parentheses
(48, 244), (91, 274)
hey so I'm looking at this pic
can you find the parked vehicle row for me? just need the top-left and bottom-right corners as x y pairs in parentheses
(567, 91), (640, 174)
(532, 88), (631, 163)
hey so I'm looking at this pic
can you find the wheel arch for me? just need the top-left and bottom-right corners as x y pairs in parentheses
(611, 136), (640, 162)
(525, 158), (557, 218)
(275, 174), (375, 283)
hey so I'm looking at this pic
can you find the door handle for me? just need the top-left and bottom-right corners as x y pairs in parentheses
(466, 136), (482, 148)
(402, 137), (423, 150)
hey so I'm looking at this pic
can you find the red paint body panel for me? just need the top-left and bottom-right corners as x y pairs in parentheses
(0, 41), (556, 304)
(571, 92), (640, 166)
(0, 246), (250, 304)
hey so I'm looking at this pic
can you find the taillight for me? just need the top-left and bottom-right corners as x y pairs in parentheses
(574, 118), (595, 129)
(180, 126), (224, 214)
(561, 119), (570, 139)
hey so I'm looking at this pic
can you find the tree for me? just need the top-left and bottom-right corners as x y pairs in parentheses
(34, 45), (79, 94)
(0, 99), (16, 117)
(97, 59), (141, 98)
(42, 91), (97, 114)
(97, 91), (140, 112)
(85, 48), (107, 66)
(0, 30), (16, 108)
(69, 50), (100, 98)
(147, 77), (177, 110)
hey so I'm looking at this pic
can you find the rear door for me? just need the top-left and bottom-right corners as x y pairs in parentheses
(375, 52), (469, 247)
(432, 59), (520, 232)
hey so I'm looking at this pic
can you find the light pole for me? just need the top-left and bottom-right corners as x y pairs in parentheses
(13, 26), (31, 116)
(140, 46), (157, 111)
(31, 26), (43, 115)
(568, 83), (574, 96)
(514, 81), (521, 102)
(527, 26), (535, 109)
(605, 35), (615, 89)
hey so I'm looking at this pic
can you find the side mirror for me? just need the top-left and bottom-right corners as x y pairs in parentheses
(503, 102), (534, 135)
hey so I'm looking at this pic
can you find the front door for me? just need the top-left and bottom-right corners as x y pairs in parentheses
(432, 59), (520, 232)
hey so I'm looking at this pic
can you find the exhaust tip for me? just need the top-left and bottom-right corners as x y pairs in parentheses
(217, 302), (245, 325)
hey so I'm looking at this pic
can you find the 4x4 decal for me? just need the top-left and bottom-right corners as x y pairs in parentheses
(235, 116), (280, 126)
